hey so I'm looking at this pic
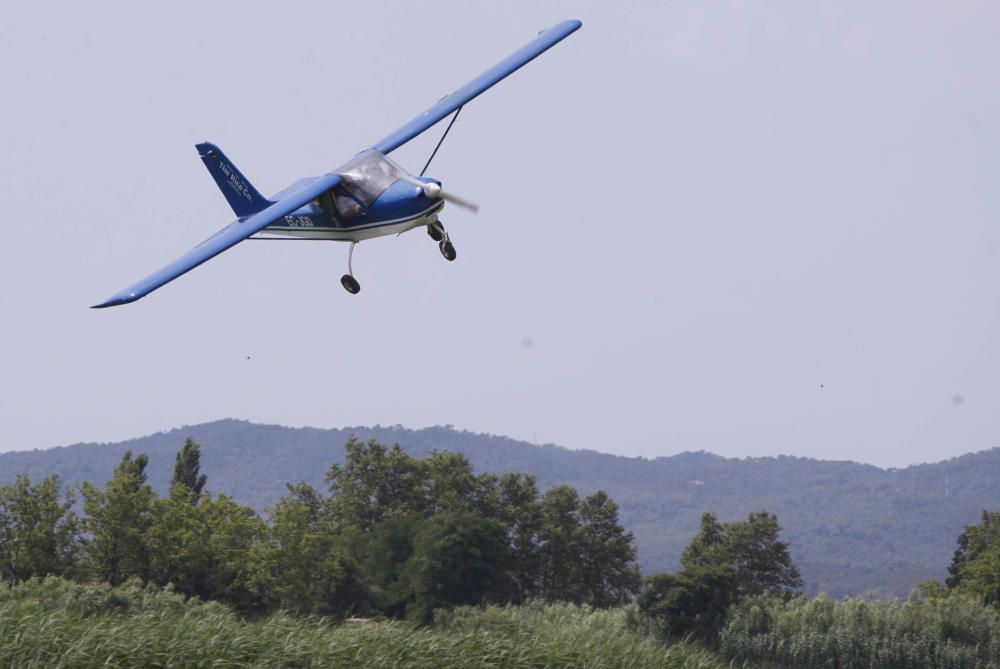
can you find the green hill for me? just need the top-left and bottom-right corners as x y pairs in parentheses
(3, 419), (997, 598)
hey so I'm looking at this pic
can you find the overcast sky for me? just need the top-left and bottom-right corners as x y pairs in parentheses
(1, 1), (998, 467)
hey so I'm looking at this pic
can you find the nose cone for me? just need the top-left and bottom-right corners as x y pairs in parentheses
(399, 176), (444, 204)
(416, 177), (442, 192)
(372, 178), (444, 219)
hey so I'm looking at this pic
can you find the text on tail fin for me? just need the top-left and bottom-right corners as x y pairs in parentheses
(196, 142), (272, 218)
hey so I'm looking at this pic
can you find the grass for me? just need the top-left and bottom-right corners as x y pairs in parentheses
(719, 592), (1000, 669)
(0, 578), (728, 668)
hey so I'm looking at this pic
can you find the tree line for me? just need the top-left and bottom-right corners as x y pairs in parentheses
(6, 434), (1000, 666)
(0, 435), (847, 630)
(0, 438), (644, 620)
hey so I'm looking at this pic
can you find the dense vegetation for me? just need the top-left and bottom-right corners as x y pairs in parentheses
(720, 592), (1000, 669)
(0, 438), (641, 619)
(638, 511), (803, 642)
(0, 579), (728, 669)
(948, 510), (1000, 606)
(634, 508), (1000, 668)
(0, 440), (739, 667)
(4, 419), (998, 597)
(3, 433), (1000, 667)
(7, 579), (998, 669)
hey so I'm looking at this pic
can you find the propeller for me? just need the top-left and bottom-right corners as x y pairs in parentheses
(396, 173), (480, 213)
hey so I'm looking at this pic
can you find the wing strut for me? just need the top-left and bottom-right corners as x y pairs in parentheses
(420, 106), (462, 177)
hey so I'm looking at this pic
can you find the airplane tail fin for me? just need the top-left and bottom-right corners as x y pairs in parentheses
(196, 142), (273, 218)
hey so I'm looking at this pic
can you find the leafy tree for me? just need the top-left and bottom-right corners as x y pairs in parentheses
(539, 485), (584, 602)
(681, 512), (726, 567)
(638, 564), (737, 641)
(360, 514), (425, 617)
(400, 512), (510, 623)
(325, 439), (513, 532)
(947, 527), (973, 588)
(115, 450), (149, 485)
(146, 485), (212, 597)
(423, 451), (500, 517)
(249, 483), (367, 616)
(325, 439), (427, 530)
(146, 443), (264, 609)
(359, 511), (511, 620)
(725, 512), (802, 597)
(200, 492), (267, 612)
(171, 438), (207, 499)
(641, 509), (800, 642)
(916, 579), (950, 599)
(423, 451), (478, 514)
(683, 511), (801, 598)
(578, 490), (642, 606)
(536, 486), (642, 606)
(947, 510), (1000, 605)
(147, 486), (267, 610)
(0, 475), (79, 585)
(81, 451), (155, 585)
(325, 439), (639, 609)
(493, 473), (544, 602)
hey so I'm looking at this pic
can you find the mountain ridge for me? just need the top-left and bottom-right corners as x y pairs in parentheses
(21, 418), (992, 471)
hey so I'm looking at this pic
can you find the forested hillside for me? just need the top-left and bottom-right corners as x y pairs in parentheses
(3, 419), (998, 597)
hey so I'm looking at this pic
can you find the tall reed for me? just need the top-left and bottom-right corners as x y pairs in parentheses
(720, 592), (1000, 669)
(0, 578), (729, 668)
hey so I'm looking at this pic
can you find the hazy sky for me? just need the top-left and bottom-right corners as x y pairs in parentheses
(1, 1), (998, 467)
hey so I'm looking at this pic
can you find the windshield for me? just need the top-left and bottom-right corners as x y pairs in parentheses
(335, 150), (405, 208)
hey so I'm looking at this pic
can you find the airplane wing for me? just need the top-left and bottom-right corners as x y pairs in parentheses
(92, 174), (342, 308)
(372, 19), (582, 155)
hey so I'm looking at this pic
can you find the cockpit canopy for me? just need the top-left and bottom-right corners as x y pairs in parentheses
(332, 150), (407, 217)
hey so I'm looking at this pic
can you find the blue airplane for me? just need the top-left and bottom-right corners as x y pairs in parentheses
(93, 19), (582, 308)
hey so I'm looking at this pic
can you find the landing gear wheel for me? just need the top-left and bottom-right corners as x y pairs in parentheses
(439, 240), (457, 261)
(341, 242), (361, 294)
(427, 222), (445, 242)
(340, 274), (361, 294)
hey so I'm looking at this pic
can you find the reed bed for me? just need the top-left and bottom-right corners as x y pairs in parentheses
(719, 592), (1000, 669)
(0, 579), (727, 668)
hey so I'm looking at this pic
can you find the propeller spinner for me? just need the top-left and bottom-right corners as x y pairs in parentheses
(397, 173), (480, 213)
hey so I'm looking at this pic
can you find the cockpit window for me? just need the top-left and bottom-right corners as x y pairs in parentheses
(334, 150), (405, 209)
(332, 185), (365, 219)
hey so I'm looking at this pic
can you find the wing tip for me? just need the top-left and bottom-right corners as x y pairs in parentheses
(91, 293), (140, 309)
(547, 19), (582, 34)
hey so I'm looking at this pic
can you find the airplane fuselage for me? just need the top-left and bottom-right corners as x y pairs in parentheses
(261, 192), (444, 242)
(260, 150), (446, 242)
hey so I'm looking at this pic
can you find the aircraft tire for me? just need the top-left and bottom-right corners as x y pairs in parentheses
(341, 274), (361, 294)
(440, 240), (457, 261)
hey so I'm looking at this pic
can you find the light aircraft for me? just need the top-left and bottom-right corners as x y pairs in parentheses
(93, 19), (582, 308)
